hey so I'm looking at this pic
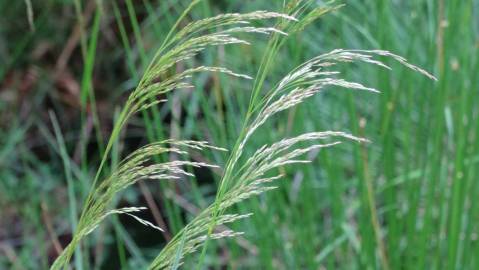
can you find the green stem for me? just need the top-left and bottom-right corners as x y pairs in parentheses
(196, 16), (286, 270)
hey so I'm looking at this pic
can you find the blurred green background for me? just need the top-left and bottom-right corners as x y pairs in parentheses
(1, 0), (478, 269)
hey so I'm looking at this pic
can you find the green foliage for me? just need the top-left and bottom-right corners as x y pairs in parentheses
(2, 0), (476, 269)
(47, 1), (435, 269)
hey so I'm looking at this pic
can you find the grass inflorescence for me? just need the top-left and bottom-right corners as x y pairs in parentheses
(47, 1), (436, 269)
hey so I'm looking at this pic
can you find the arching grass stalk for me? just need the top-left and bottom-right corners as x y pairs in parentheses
(196, 1), (345, 267)
(50, 3), (300, 269)
(51, 0), (435, 269)
(151, 2), (435, 269)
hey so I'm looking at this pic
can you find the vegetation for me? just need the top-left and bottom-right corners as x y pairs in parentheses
(0, 0), (477, 269)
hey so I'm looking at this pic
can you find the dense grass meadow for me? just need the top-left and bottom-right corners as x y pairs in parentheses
(1, 0), (478, 269)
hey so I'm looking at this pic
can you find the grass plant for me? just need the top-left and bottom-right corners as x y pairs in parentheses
(48, 1), (435, 269)
(2, 0), (476, 269)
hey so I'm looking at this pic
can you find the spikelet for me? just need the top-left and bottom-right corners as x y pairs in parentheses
(150, 214), (252, 269)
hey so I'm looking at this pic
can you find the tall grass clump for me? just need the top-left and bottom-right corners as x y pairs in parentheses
(50, 1), (435, 269)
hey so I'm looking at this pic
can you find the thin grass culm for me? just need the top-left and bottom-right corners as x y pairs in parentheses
(50, 1), (436, 269)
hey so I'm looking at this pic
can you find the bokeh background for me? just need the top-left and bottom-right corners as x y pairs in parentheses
(1, 0), (478, 269)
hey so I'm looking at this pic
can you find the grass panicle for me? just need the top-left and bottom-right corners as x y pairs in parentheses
(50, 1), (436, 269)
(50, 5), (299, 270)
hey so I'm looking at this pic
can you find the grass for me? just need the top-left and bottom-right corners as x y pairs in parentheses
(0, 0), (478, 269)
